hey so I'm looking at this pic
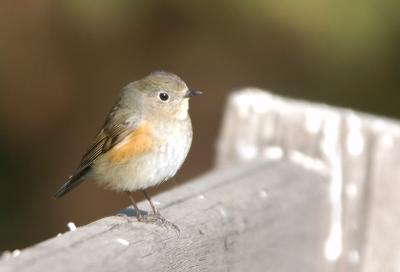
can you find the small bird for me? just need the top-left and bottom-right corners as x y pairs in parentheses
(54, 71), (202, 222)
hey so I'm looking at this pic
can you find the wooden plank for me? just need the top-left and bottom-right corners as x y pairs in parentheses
(216, 89), (400, 272)
(0, 160), (330, 272)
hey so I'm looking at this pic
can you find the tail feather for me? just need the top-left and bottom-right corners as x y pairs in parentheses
(54, 167), (91, 198)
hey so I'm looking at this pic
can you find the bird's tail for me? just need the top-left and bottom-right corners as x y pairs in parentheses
(53, 167), (91, 198)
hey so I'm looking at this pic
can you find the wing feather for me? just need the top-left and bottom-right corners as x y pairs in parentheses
(54, 117), (138, 198)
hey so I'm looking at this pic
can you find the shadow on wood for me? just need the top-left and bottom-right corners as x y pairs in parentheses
(3, 88), (400, 272)
(0, 160), (329, 272)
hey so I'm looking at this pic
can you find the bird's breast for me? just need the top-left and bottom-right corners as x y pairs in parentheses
(106, 121), (154, 165)
(93, 118), (193, 191)
(152, 118), (193, 181)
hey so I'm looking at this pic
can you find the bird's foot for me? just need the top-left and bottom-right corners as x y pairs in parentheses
(139, 213), (180, 235)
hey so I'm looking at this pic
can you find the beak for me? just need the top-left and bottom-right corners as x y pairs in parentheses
(184, 90), (203, 98)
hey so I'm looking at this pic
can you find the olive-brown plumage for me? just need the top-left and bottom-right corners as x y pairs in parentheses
(54, 71), (201, 222)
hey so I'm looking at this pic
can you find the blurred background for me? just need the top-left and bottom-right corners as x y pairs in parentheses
(0, 0), (399, 250)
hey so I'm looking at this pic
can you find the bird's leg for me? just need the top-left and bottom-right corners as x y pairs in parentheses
(142, 190), (180, 234)
(140, 190), (180, 234)
(142, 190), (160, 216)
(126, 192), (143, 221)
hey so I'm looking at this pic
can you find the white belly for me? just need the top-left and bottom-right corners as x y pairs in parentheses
(93, 119), (193, 192)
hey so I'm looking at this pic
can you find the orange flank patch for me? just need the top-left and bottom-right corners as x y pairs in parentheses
(107, 122), (153, 164)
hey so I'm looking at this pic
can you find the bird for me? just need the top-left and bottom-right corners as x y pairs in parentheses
(54, 71), (202, 222)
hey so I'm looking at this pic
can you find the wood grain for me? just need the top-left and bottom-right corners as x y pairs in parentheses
(0, 160), (329, 272)
(217, 89), (400, 272)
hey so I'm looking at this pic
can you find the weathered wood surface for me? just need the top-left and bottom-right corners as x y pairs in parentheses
(0, 160), (330, 272)
(3, 88), (399, 272)
(217, 89), (400, 272)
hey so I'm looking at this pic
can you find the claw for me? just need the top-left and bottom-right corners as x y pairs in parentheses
(140, 214), (180, 236)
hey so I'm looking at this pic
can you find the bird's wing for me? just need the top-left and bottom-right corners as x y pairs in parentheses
(54, 116), (138, 198)
(76, 121), (136, 172)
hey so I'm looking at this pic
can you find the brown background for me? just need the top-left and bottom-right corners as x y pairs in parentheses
(0, 1), (399, 250)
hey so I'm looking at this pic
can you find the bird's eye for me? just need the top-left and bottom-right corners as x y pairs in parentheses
(158, 92), (169, 101)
